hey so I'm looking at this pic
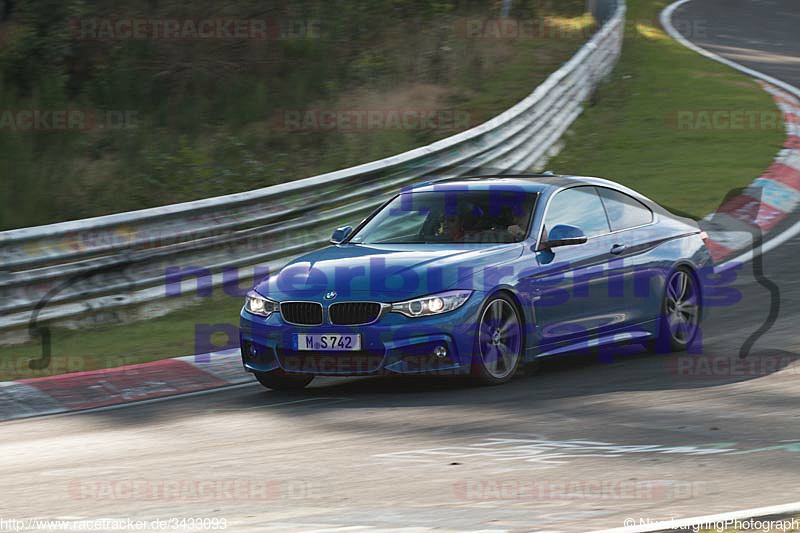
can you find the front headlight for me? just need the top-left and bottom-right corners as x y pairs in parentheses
(245, 292), (279, 317)
(390, 290), (472, 318)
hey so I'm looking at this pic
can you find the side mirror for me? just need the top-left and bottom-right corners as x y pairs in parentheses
(330, 225), (353, 244)
(543, 224), (587, 249)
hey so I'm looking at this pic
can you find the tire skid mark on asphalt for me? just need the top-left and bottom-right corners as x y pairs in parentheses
(369, 434), (800, 467)
(202, 396), (352, 413)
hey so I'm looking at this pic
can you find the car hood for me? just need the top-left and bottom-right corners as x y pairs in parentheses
(253, 242), (524, 302)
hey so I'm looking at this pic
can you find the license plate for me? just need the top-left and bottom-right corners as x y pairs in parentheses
(295, 334), (361, 351)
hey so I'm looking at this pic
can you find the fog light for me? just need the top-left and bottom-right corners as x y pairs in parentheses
(433, 345), (447, 359)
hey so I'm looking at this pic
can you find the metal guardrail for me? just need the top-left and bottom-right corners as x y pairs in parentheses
(0, 0), (626, 335)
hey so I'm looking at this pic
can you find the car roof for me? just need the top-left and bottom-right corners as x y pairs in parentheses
(406, 173), (703, 226)
(408, 173), (636, 196)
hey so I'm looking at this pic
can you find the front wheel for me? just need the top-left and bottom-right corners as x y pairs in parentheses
(254, 371), (314, 391)
(472, 294), (523, 385)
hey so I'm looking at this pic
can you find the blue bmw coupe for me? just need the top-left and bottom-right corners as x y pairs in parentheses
(240, 175), (712, 390)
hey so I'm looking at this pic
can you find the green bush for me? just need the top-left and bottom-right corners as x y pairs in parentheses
(0, 0), (590, 229)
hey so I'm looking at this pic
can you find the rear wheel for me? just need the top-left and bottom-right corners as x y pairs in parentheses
(254, 371), (314, 391)
(657, 267), (701, 352)
(473, 294), (523, 385)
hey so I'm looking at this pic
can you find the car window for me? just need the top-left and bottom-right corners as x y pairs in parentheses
(349, 190), (538, 244)
(354, 207), (427, 244)
(543, 186), (610, 238)
(597, 187), (653, 231)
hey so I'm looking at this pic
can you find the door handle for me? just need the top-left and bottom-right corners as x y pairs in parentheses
(610, 244), (627, 255)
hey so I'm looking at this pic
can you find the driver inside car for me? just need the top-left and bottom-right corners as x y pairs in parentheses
(507, 207), (529, 239)
(442, 211), (465, 241)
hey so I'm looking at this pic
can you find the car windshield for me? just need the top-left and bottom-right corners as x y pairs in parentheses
(348, 189), (538, 245)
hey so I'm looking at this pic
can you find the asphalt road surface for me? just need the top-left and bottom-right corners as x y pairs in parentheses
(2, 1), (799, 531)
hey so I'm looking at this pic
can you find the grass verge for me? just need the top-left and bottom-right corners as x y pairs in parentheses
(548, 0), (784, 218)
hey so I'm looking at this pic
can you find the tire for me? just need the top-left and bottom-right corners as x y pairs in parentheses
(472, 294), (524, 385)
(254, 370), (314, 391)
(655, 266), (701, 352)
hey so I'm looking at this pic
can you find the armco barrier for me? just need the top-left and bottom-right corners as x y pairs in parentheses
(0, 0), (625, 339)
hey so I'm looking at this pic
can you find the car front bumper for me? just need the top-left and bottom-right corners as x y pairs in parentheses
(239, 292), (486, 376)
